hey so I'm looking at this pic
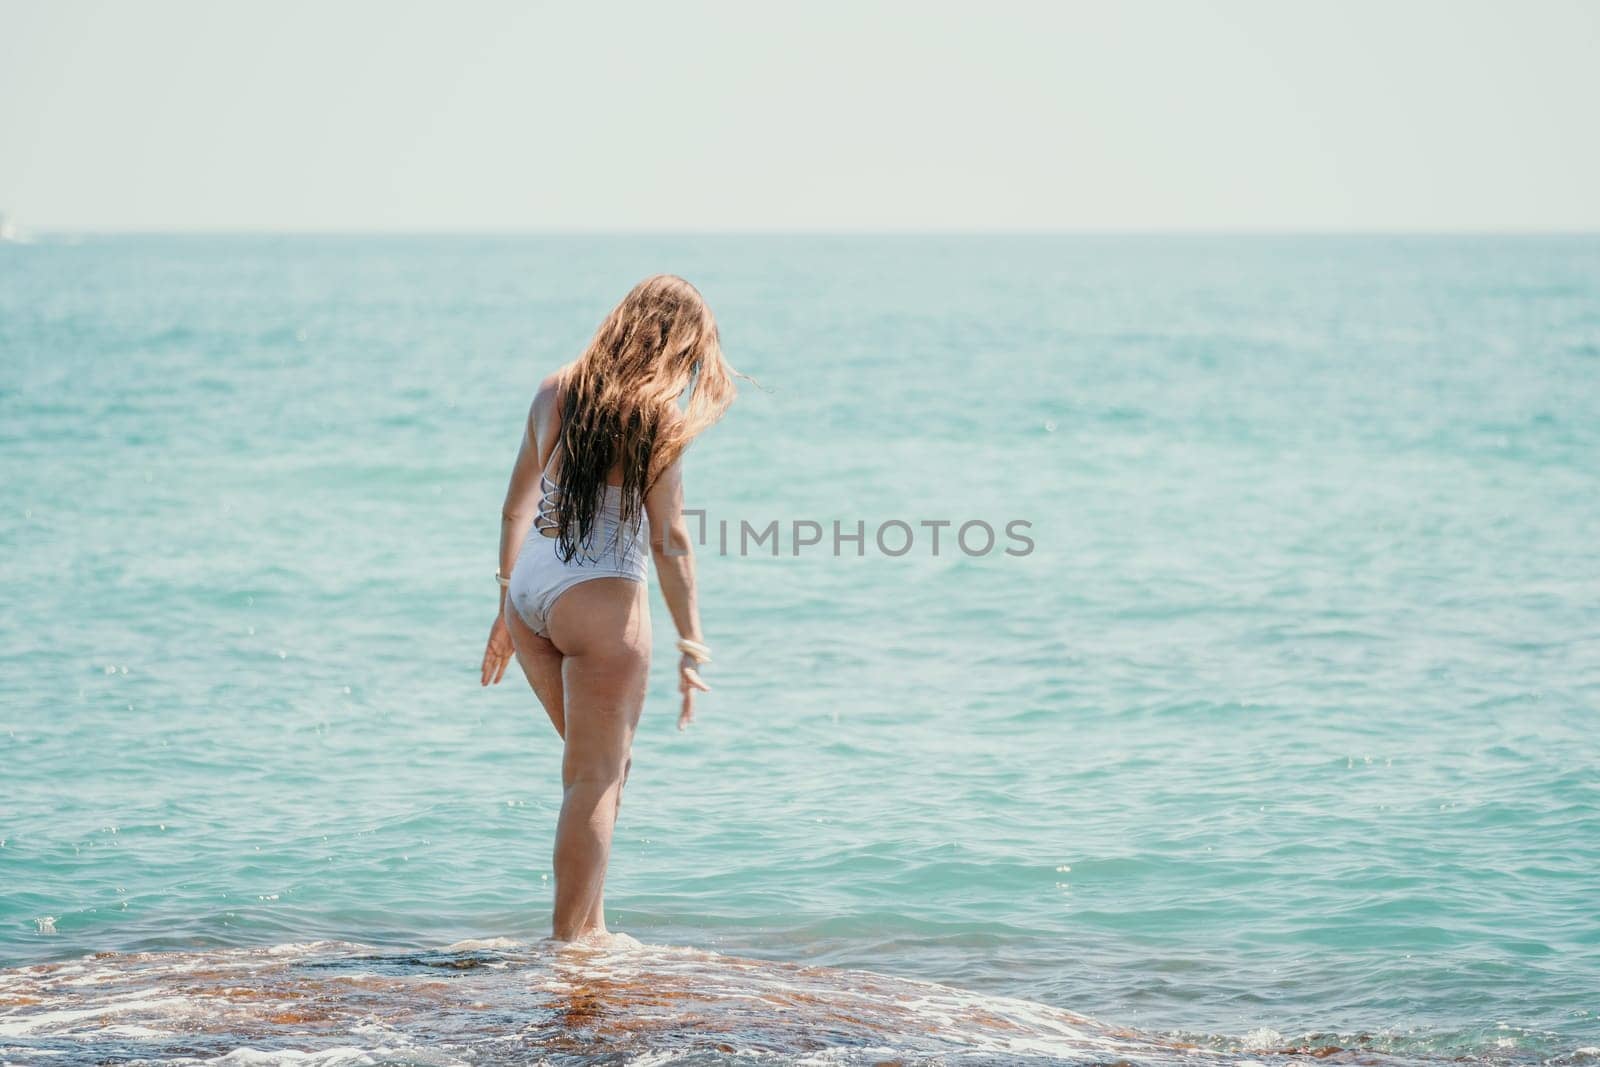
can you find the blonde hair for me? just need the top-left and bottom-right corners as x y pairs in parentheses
(551, 275), (736, 560)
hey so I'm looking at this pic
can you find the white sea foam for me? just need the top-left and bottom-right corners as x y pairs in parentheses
(439, 936), (524, 952)
(204, 1047), (464, 1066)
(1242, 1026), (1286, 1049)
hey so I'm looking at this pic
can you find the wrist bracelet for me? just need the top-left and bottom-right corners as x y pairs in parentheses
(676, 637), (712, 664)
(495, 571), (510, 588)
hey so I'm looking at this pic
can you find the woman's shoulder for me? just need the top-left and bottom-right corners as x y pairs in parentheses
(538, 363), (574, 404)
(656, 399), (687, 433)
(527, 364), (575, 464)
(530, 364), (574, 419)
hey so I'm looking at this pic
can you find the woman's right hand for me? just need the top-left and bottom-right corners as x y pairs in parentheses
(481, 611), (515, 686)
(677, 653), (711, 730)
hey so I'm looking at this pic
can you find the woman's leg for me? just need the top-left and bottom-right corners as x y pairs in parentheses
(504, 597), (566, 737)
(545, 578), (650, 941)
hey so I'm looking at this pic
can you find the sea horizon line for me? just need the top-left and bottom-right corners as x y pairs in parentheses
(7, 225), (1600, 239)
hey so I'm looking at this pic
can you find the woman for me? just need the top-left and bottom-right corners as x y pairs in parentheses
(478, 275), (737, 942)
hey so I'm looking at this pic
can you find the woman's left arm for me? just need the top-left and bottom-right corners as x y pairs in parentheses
(482, 401), (544, 685)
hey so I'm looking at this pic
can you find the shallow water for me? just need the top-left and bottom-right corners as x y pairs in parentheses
(5, 938), (1578, 1066)
(2, 235), (1598, 1063)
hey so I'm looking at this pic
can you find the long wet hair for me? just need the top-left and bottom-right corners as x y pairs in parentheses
(551, 275), (737, 562)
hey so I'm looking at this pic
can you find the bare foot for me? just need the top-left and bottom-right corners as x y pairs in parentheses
(548, 929), (641, 953)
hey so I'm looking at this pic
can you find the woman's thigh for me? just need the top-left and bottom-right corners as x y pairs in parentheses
(504, 596), (566, 737)
(547, 579), (651, 782)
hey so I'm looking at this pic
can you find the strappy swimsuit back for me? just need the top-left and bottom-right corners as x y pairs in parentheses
(507, 469), (650, 636)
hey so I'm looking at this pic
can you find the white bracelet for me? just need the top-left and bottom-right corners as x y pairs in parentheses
(495, 571), (510, 588)
(676, 637), (712, 664)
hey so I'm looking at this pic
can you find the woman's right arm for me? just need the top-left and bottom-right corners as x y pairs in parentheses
(645, 456), (712, 728)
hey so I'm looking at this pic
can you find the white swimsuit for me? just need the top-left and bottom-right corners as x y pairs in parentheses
(507, 473), (650, 637)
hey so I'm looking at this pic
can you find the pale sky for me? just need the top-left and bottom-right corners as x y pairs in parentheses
(1, 0), (1596, 231)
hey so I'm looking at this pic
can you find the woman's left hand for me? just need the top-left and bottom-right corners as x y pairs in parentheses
(481, 613), (515, 686)
(677, 654), (711, 730)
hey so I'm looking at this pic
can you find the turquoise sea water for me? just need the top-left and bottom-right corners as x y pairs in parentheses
(1, 235), (1597, 1065)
